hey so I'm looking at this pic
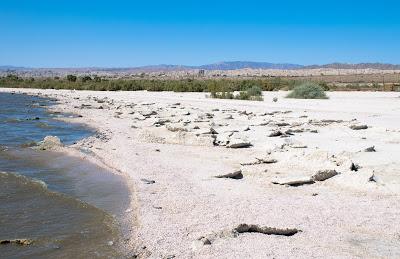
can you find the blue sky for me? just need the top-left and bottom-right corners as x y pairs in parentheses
(1, 0), (399, 67)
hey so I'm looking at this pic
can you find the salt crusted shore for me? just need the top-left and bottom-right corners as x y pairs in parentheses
(2, 88), (400, 258)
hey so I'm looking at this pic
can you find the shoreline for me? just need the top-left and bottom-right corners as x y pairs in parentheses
(47, 145), (139, 257)
(2, 88), (400, 258)
(30, 96), (140, 257)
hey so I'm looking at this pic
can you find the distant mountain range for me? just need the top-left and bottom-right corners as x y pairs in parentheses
(1, 62), (400, 72)
(197, 61), (303, 70)
(303, 62), (400, 70)
(0, 66), (26, 71)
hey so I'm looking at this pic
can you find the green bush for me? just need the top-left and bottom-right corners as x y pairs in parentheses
(286, 82), (328, 99)
(66, 75), (77, 82)
(246, 85), (262, 97)
(0, 75), (295, 94)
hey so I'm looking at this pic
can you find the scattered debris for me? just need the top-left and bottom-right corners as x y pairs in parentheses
(226, 138), (252, 148)
(311, 170), (339, 181)
(140, 110), (157, 118)
(0, 239), (33, 246)
(153, 119), (170, 126)
(199, 127), (218, 135)
(196, 224), (300, 247)
(368, 174), (377, 182)
(268, 131), (284, 137)
(141, 178), (155, 184)
(350, 125), (368, 130)
(350, 162), (361, 172)
(241, 157), (277, 166)
(233, 224), (299, 236)
(198, 237), (211, 245)
(272, 177), (315, 187)
(273, 169), (338, 187)
(242, 126), (250, 131)
(275, 122), (290, 127)
(288, 143), (307, 149)
(215, 170), (243, 179)
(364, 146), (376, 152)
(166, 125), (188, 132)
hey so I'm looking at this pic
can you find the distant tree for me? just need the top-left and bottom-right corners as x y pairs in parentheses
(6, 74), (19, 81)
(81, 75), (92, 82)
(93, 75), (102, 82)
(66, 75), (77, 82)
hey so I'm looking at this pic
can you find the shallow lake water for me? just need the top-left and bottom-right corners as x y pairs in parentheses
(0, 92), (130, 258)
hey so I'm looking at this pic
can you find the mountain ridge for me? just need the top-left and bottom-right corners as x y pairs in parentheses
(1, 62), (400, 72)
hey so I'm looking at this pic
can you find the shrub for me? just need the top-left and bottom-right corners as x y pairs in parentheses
(81, 76), (92, 82)
(66, 75), (77, 82)
(246, 85), (263, 97)
(286, 82), (328, 99)
(211, 85), (263, 101)
(319, 82), (330, 91)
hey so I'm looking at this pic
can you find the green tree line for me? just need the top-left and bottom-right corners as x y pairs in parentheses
(0, 74), (300, 92)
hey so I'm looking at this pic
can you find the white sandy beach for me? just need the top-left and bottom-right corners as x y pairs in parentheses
(2, 88), (400, 258)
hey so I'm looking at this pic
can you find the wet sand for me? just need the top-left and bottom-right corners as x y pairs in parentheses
(2, 88), (399, 258)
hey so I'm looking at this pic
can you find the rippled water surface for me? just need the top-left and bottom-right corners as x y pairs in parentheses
(0, 92), (129, 258)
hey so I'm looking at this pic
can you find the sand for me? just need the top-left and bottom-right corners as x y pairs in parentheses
(2, 88), (400, 258)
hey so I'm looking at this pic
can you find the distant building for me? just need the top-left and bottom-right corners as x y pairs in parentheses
(198, 69), (205, 77)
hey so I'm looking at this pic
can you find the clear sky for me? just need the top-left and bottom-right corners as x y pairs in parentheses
(1, 0), (399, 67)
